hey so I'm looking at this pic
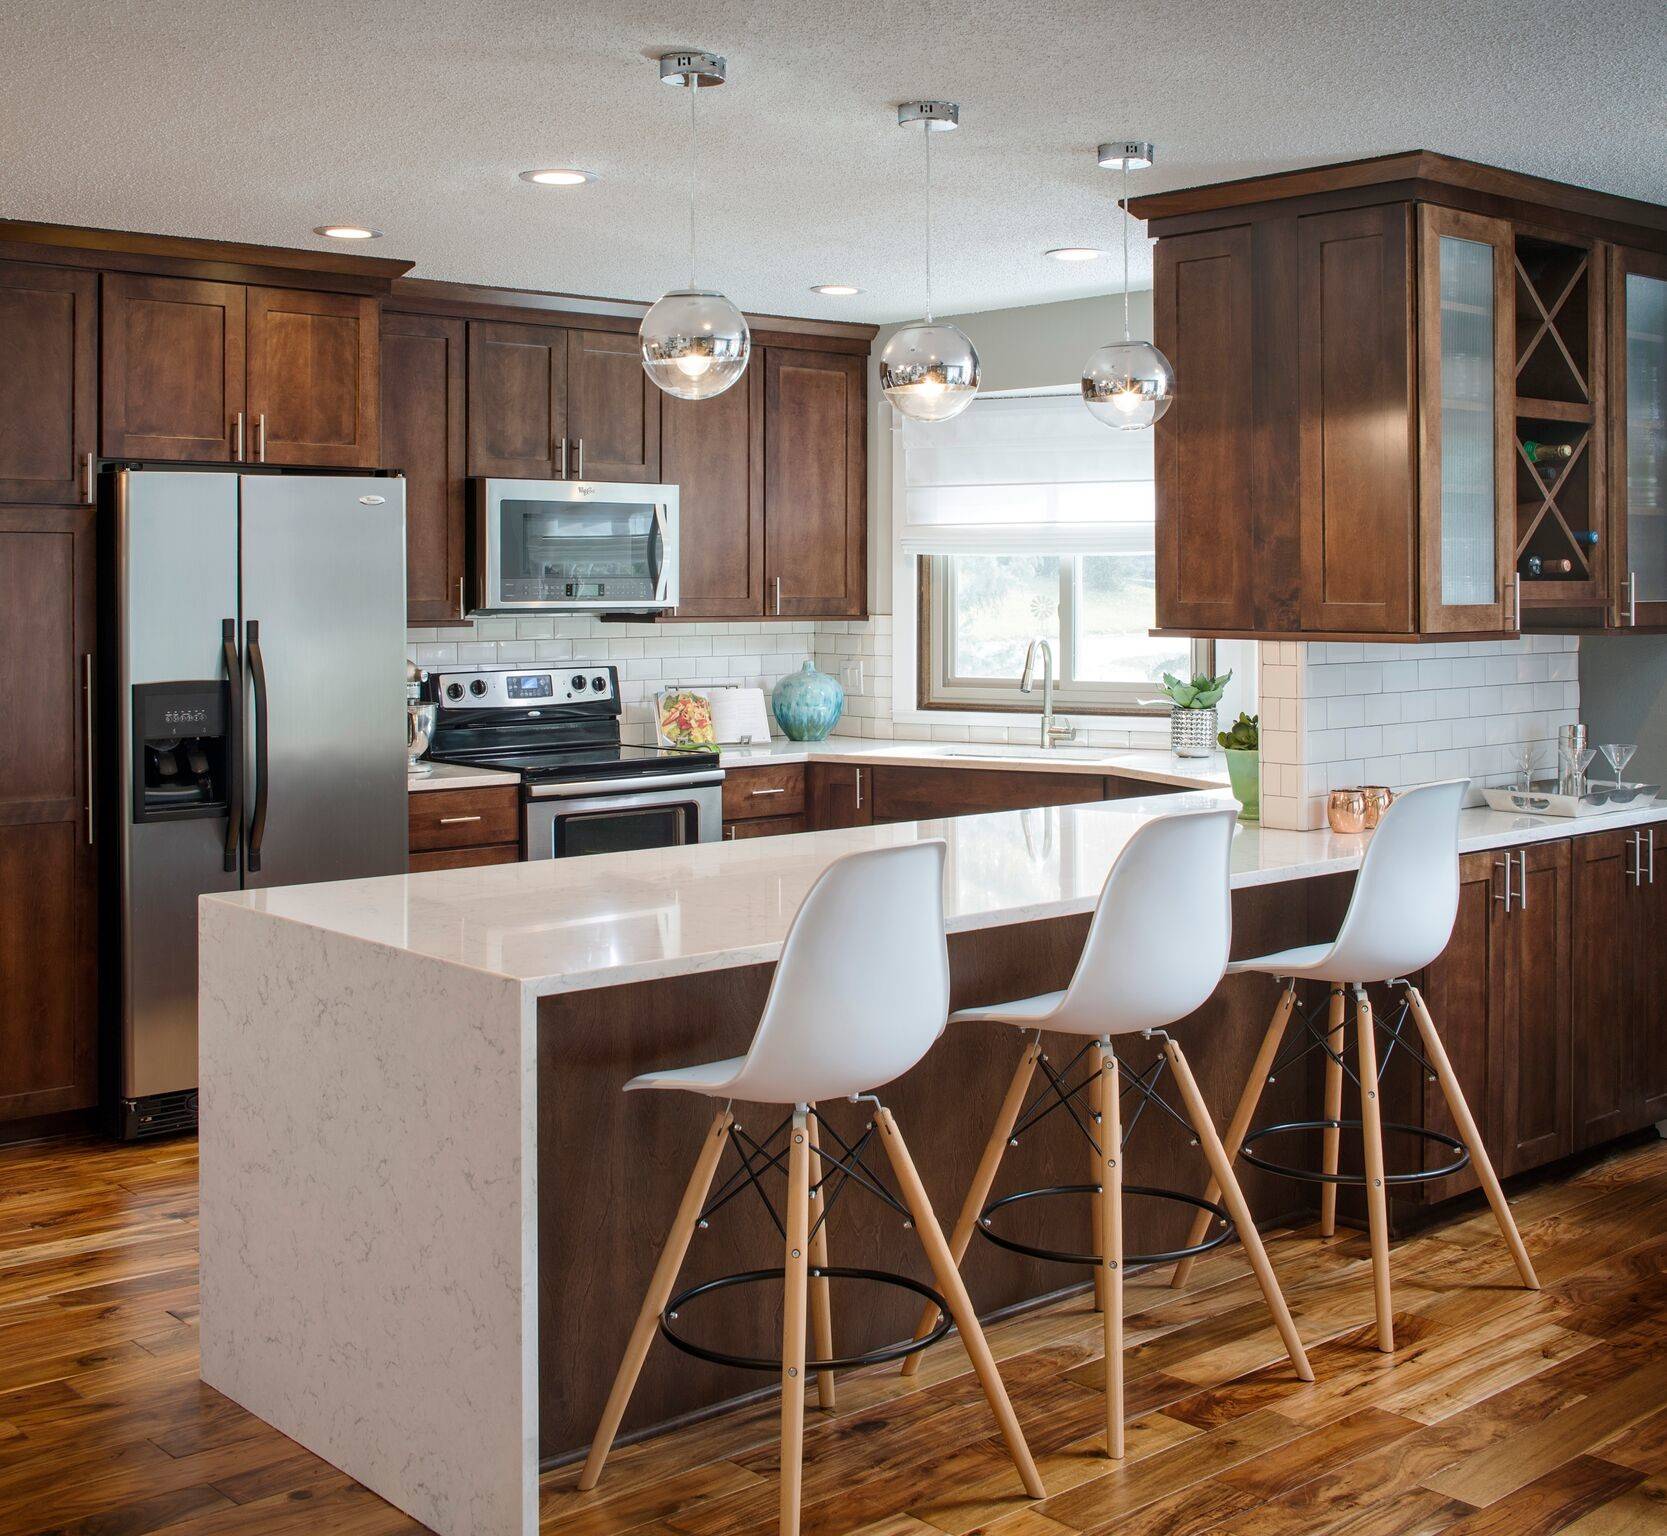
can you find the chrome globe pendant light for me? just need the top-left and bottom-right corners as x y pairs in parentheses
(879, 101), (980, 423)
(640, 51), (750, 401)
(1082, 140), (1174, 430)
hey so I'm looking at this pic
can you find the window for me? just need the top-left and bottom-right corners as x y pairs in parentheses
(899, 391), (1204, 715)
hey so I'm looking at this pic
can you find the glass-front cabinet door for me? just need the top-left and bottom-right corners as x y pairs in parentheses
(1417, 207), (1516, 633)
(1610, 246), (1667, 627)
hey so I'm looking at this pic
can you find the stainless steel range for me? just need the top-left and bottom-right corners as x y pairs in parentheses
(424, 664), (723, 859)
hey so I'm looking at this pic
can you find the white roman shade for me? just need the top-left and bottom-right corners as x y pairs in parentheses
(897, 391), (1155, 555)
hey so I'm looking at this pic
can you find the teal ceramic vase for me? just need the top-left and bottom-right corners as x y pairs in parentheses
(772, 661), (844, 741)
(1224, 748), (1260, 822)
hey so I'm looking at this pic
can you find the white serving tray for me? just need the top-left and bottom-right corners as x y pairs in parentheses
(1483, 779), (1660, 818)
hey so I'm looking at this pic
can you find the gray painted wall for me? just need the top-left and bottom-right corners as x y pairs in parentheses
(1580, 636), (1667, 784)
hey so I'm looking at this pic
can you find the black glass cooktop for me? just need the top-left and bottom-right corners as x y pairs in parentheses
(430, 743), (720, 784)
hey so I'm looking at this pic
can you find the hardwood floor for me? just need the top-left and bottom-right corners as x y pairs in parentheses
(3, 1133), (1667, 1535)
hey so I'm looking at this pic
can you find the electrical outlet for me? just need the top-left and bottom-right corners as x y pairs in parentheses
(842, 661), (865, 696)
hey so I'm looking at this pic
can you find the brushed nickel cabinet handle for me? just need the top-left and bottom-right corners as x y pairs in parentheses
(84, 452), (95, 504)
(574, 437), (583, 478)
(855, 767), (863, 810)
(257, 413), (267, 463)
(560, 437), (569, 478)
(1516, 849), (1528, 910)
(774, 576), (783, 616)
(724, 825), (736, 840)
(1493, 856), (1512, 913)
(83, 652), (94, 845)
(458, 576), (467, 620)
(1628, 569), (1639, 626)
(750, 786), (786, 797)
(234, 412), (244, 461)
(438, 814), (483, 825)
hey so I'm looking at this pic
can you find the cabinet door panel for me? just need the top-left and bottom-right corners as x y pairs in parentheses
(1608, 245), (1667, 627)
(567, 329), (660, 482)
(866, 765), (1105, 823)
(1298, 205), (1416, 633)
(663, 362), (762, 616)
(246, 287), (379, 467)
(1572, 830), (1632, 1149)
(102, 274), (244, 460)
(1496, 839), (1571, 1175)
(383, 312), (466, 624)
(0, 508), (97, 1121)
(806, 763), (871, 829)
(0, 262), (96, 504)
(1153, 226), (1256, 631)
(467, 321), (568, 478)
(1629, 826), (1667, 1125)
(763, 349), (865, 618)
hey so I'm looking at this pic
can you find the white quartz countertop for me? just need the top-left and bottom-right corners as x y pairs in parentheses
(207, 788), (1667, 1000)
(718, 736), (1231, 788)
(408, 761), (521, 792)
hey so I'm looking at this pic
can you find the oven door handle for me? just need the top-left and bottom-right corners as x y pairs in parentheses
(528, 770), (726, 799)
(653, 501), (671, 605)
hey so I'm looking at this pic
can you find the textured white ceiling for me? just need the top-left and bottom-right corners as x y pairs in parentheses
(1, 0), (1664, 323)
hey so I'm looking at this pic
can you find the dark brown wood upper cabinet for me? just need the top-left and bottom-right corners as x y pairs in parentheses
(383, 311), (467, 624)
(467, 320), (569, 479)
(1153, 226), (1257, 633)
(0, 505), (97, 1122)
(246, 287), (379, 467)
(0, 262), (96, 504)
(566, 328), (660, 482)
(762, 347), (866, 618)
(1607, 243), (1667, 628)
(1297, 204), (1417, 635)
(662, 362), (763, 617)
(102, 273), (246, 461)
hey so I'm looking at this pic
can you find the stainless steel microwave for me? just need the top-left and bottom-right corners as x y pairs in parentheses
(469, 478), (680, 614)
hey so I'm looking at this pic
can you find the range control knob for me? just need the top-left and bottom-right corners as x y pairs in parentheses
(445, 682), (464, 701)
(468, 678), (488, 698)
(591, 675), (608, 692)
(570, 674), (589, 691)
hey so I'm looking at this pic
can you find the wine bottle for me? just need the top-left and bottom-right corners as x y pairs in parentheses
(1522, 439), (1574, 464)
(1573, 529), (1599, 549)
(1524, 556), (1574, 577)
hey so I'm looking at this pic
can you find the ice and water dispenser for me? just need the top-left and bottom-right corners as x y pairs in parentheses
(132, 679), (230, 819)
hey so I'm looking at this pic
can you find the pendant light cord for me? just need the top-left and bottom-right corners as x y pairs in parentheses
(1121, 160), (1130, 342)
(687, 76), (699, 291)
(923, 120), (934, 324)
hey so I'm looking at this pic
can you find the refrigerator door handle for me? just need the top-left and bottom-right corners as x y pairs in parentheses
(221, 619), (243, 874)
(247, 619), (270, 873)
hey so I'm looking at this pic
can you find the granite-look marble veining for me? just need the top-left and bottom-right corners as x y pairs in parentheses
(198, 900), (537, 1536)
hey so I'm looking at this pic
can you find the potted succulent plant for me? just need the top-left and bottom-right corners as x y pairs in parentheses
(1217, 711), (1260, 822)
(1159, 669), (1232, 758)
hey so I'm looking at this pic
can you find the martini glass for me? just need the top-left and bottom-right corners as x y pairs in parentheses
(1560, 745), (1597, 797)
(1508, 741), (1541, 791)
(1600, 742), (1637, 787)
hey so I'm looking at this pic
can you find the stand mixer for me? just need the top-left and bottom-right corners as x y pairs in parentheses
(406, 661), (438, 776)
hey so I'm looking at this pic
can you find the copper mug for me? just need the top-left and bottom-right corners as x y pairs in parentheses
(1327, 789), (1368, 834)
(1360, 785), (1394, 829)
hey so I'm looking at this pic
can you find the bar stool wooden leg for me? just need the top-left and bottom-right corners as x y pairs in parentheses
(1353, 989), (1395, 1353)
(805, 1112), (837, 1411)
(1172, 981), (1298, 1288)
(780, 1110), (812, 1536)
(901, 1035), (1041, 1376)
(1097, 1043), (1125, 1458)
(1405, 986), (1540, 1290)
(1163, 1040), (1314, 1383)
(579, 1106), (734, 1491)
(1089, 1040), (1108, 1315)
(1319, 986), (1346, 1237)
(877, 1107), (1047, 1500)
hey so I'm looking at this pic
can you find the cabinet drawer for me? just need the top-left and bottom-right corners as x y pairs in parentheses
(723, 814), (807, 841)
(722, 763), (806, 820)
(868, 766), (1107, 823)
(409, 843), (521, 873)
(408, 786), (520, 852)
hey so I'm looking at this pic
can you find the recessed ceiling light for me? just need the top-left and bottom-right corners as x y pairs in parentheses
(1046, 247), (1104, 262)
(313, 225), (381, 240)
(519, 168), (597, 187)
(811, 284), (862, 296)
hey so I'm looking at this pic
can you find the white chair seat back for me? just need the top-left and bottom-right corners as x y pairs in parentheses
(1317, 779), (1466, 983)
(1044, 807), (1238, 1038)
(721, 840), (950, 1104)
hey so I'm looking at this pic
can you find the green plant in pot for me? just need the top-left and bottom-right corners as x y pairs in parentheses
(1159, 669), (1231, 759)
(1217, 711), (1260, 822)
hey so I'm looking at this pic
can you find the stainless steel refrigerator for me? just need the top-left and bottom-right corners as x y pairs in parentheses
(106, 467), (408, 1137)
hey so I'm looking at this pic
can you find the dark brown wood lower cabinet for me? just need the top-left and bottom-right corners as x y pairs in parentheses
(0, 507), (97, 1123)
(866, 765), (1109, 823)
(724, 814), (806, 841)
(1572, 830), (1634, 1149)
(1636, 825), (1667, 1126)
(408, 843), (519, 873)
(806, 763), (871, 829)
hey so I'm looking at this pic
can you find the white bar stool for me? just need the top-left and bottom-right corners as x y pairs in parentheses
(578, 840), (1045, 1536)
(902, 806), (1313, 1459)
(1170, 779), (1540, 1351)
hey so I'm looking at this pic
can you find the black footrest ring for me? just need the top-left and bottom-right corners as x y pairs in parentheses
(975, 1182), (1235, 1268)
(1238, 1118), (1470, 1186)
(659, 1265), (952, 1372)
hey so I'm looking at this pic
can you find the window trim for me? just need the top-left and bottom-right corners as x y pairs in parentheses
(915, 555), (1211, 717)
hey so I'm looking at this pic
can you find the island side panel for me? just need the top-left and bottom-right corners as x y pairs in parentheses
(535, 883), (1319, 1462)
(198, 900), (538, 1536)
